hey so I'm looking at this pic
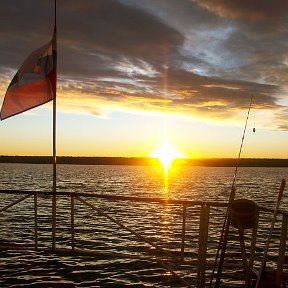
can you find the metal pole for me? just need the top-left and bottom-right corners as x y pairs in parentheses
(52, 0), (57, 251)
(248, 206), (259, 275)
(214, 188), (235, 288)
(237, 224), (249, 287)
(198, 204), (210, 288)
(71, 194), (75, 251)
(34, 192), (38, 249)
(181, 204), (187, 260)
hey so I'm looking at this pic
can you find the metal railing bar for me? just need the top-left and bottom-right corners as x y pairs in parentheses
(0, 190), (228, 206)
(75, 196), (177, 260)
(1, 189), (286, 215)
(0, 193), (32, 213)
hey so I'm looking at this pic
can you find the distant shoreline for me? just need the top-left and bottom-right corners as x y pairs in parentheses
(1, 156), (288, 167)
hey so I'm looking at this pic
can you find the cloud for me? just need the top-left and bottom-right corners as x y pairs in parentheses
(60, 0), (183, 56)
(197, 0), (288, 22)
(56, 66), (279, 122)
(0, 0), (287, 128)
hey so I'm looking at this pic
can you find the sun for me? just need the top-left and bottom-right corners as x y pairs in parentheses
(150, 138), (186, 173)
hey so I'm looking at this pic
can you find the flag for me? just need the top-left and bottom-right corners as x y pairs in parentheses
(0, 28), (57, 120)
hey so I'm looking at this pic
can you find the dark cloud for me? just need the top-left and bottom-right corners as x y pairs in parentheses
(59, 0), (183, 57)
(0, 0), (287, 125)
(198, 0), (288, 22)
(0, 0), (183, 67)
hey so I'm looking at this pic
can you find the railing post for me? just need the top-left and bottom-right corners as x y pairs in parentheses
(34, 192), (38, 249)
(276, 214), (288, 288)
(181, 204), (187, 260)
(52, 194), (56, 251)
(248, 205), (259, 285)
(71, 194), (75, 252)
(197, 204), (210, 288)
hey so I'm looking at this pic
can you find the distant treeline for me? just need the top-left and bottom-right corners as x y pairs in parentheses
(0, 156), (159, 166)
(1, 156), (288, 167)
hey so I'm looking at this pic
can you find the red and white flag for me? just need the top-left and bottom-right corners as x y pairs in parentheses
(0, 29), (57, 120)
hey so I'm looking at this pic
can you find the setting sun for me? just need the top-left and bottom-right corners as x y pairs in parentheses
(150, 138), (186, 173)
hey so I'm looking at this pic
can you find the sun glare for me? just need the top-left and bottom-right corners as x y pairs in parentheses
(151, 138), (186, 173)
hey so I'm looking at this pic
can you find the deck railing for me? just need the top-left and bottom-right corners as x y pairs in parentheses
(0, 189), (287, 287)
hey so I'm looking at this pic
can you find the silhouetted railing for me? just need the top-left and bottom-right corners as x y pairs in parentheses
(0, 189), (287, 287)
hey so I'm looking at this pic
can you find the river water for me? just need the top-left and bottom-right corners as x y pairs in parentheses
(0, 163), (288, 287)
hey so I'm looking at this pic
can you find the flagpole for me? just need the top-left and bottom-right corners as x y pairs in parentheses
(52, 0), (57, 251)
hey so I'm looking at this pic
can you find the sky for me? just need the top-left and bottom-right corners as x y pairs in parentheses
(1, 0), (288, 158)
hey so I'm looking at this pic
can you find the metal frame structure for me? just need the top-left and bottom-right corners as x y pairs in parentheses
(0, 189), (287, 287)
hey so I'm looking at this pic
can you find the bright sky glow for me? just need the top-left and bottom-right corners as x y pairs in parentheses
(1, 1), (288, 158)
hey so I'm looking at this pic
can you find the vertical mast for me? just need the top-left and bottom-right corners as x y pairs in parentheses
(52, 0), (57, 251)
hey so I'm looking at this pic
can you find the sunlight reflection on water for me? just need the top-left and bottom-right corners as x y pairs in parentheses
(0, 163), (288, 287)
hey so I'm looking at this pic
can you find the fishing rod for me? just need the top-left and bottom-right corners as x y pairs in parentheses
(209, 95), (254, 288)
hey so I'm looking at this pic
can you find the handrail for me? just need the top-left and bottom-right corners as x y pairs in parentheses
(0, 189), (226, 206)
(0, 189), (287, 215)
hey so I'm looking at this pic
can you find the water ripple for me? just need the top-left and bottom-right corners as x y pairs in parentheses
(0, 164), (288, 287)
